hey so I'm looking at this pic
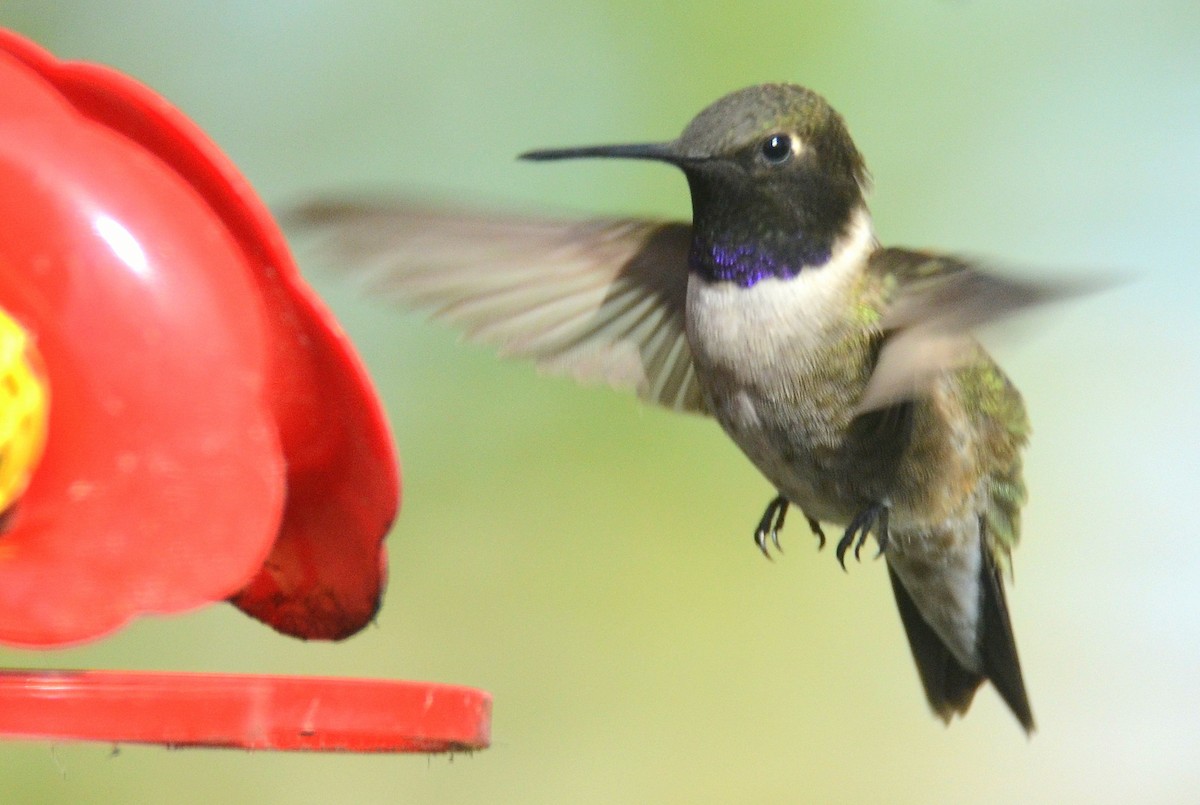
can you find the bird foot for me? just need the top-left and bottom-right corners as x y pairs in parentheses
(753, 495), (827, 559)
(835, 503), (890, 571)
(754, 495), (788, 560)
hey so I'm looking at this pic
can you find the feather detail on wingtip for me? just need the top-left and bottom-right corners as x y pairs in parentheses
(286, 199), (709, 414)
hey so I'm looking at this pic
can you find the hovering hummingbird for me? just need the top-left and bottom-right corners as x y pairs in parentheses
(292, 83), (1081, 733)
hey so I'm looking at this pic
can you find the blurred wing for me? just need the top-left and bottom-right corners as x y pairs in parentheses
(288, 200), (707, 414)
(859, 249), (1098, 412)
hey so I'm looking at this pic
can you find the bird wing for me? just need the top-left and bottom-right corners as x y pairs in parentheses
(287, 200), (707, 414)
(865, 249), (1057, 565)
(858, 248), (1090, 413)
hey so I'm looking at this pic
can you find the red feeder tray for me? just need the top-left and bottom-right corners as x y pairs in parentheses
(0, 671), (491, 753)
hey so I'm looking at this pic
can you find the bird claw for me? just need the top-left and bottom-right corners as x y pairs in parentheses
(754, 495), (788, 560)
(835, 503), (890, 571)
(754, 496), (829, 559)
(805, 515), (826, 550)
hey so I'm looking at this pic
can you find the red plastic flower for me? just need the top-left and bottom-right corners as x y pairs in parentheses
(0, 30), (399, 647)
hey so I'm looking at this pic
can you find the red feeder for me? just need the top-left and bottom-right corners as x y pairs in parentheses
(0, 29), (490, 752)
(0, 672), (490, 753)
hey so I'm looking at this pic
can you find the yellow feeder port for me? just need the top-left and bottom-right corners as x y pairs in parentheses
(0, 309), (48, 514)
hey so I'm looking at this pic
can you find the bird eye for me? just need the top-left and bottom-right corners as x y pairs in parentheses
(760, 133), (794, 165)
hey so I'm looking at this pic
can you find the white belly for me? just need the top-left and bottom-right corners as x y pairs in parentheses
(683, 211), (875, 519)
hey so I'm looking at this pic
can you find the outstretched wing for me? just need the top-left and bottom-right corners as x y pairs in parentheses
(288, 200), (707, 414)
(866, 249), (1050, 577)
(859, 249), (1094, 413)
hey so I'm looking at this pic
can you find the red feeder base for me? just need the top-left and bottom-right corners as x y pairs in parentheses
(0, 670), (491, 753)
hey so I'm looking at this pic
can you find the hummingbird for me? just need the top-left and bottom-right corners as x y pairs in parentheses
(292, 83), (1073, 732)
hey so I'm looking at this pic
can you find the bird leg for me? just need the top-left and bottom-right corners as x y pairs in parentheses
(836, 503), (890, 571)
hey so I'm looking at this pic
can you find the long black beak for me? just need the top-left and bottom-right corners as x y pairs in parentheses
(519, 141), (685, 164)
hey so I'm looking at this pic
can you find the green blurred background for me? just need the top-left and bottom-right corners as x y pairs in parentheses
(3, 2), (1199, 803)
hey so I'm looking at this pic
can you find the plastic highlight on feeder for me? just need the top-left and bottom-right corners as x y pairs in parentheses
(0, 671), (492, 753)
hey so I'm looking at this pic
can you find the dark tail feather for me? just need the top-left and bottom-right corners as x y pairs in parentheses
(977, 539), (1035, 732)
(887, 537), (1034, 733)
(887, 565), (983, 723)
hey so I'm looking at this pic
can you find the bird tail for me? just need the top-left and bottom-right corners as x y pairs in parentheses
(887, 528), (1034, 733)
